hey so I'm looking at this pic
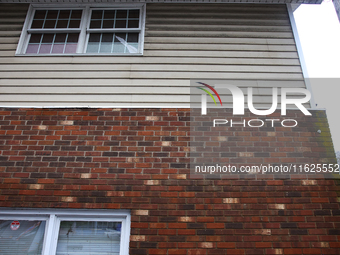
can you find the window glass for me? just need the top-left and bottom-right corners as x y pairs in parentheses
(56, 221), (122, 255)
(0, 220), (46, 255)
(21, 6), (143, 55)
(27, 33), (79, 54)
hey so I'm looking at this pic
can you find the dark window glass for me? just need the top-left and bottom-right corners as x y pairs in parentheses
(54, 33), (67, 43)
(44, 19), (56, 29)
(91, 10), (103, 19)
(67, 33), (79, 43)
(89, 33), (101, 43)
(69, 19), (81, 28)
(29, 33), (42, 43)
(46, 10), (58, 19)
(127, 33), (138, 43)
(71, 10), (82, 19)
(34, 10), (46, 19)
(115, 20), (126, 28)
(104, 10), (115, 19)
(103, 20), (114, 29)
(56, 19), (68, 28)
(90, 20), (101, 29)
(31, 19), (44, 29)
(129, 10), (140, 18)
(42, 33), (54, 43)
(59, 10), (70, 19)
(116, 10), (127, 19)
(128, 20), (139, 28)
(102, 33), (114, 42)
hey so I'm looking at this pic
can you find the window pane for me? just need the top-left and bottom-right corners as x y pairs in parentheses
(39, 44), (52, 54)
(89, 33), (101, 43)
(103, 20), (114, 29)
(127, 33), (139, 43)
(67, 33), (79, 43)
(29, 34), (42, 44)
(34, 10), (46, 19)
(102, 33), (114, 42)
(87, 42), (99, 53)
(90, 20), (102, 29)
(59, 10), (70, 19)
(65, 44), (77, 53)
(46, 10), (58, 19)
(0, 220), (45, 255)
(26, 44), (39, 54)
(31, 20), (44, 29)
(42, 34), (54, 43)
(54, 33), (67, 43)
(128, 20), (139, 28)
(69, 20), (81, 28)
(71, 10), (82, 19)
(92, 10), (103, 19)
(52, 44), (65, 54)
(56, 221), (121, 255)
(129, 10), (140, 19)
(116, 10), (127, 19)
(115, 20), (126, 28)
(44, 19), (56, 29)
(104, 10), (115, 19)
(56, 19), (68, 29)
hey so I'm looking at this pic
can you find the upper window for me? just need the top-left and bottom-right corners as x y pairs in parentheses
(17, 4), (145, 55)
(0, 209), (131, 255)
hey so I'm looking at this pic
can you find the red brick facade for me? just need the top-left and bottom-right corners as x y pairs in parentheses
(0, 108), (339, 254)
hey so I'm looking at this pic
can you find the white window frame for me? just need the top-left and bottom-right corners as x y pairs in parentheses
(16, 3), (146, 56)
(0, 209), (131, 255)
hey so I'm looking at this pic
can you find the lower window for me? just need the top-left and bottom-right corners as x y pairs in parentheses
(0, 209), (131, 255)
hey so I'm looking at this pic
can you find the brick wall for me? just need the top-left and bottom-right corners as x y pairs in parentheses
(0, 108), (339, 254)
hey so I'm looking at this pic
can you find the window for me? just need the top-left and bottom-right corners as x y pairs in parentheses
(0, 209), (131, 255)
(16, 4), (145, 55)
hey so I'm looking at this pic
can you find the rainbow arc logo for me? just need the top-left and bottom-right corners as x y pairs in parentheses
(196, 82), (223, 106)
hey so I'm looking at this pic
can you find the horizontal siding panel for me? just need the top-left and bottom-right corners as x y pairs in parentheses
(144, 37), (296, 45)
(0, 24), (23, 31)
(0, 71), (304, 79)
(0, 94), (301, 103)
(0, 64), (302, 73)
(146, 24), (292, 32)
(0, 3), (306, 107)
(0, 94), (190, 102)
(146, 18), (291, 26)
(0, 87), (306, 95)
(144, 43), (297, 51)
(0, 86), (189, 94)
(143, 50), (299, 58)
(0, 79), (190, 86)
(0, 57), (301, 66)
(0, 79), (305, 87)
(0, 31), (21, 37)
(0, 37), (19, 44)
(145, 31), (293, 38)
(0, 44), (17, 50)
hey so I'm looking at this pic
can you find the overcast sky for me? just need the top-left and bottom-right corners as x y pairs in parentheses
(294, 1), (340, 152)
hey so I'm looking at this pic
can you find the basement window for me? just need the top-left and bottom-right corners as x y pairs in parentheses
(16, 4), (145, 55)
(0, 209), (131, 255)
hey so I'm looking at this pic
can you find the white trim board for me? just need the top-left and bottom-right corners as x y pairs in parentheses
(287, 3), (317, 109)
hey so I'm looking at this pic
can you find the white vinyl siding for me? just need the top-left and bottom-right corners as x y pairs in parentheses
(0, 3), (305, 107)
